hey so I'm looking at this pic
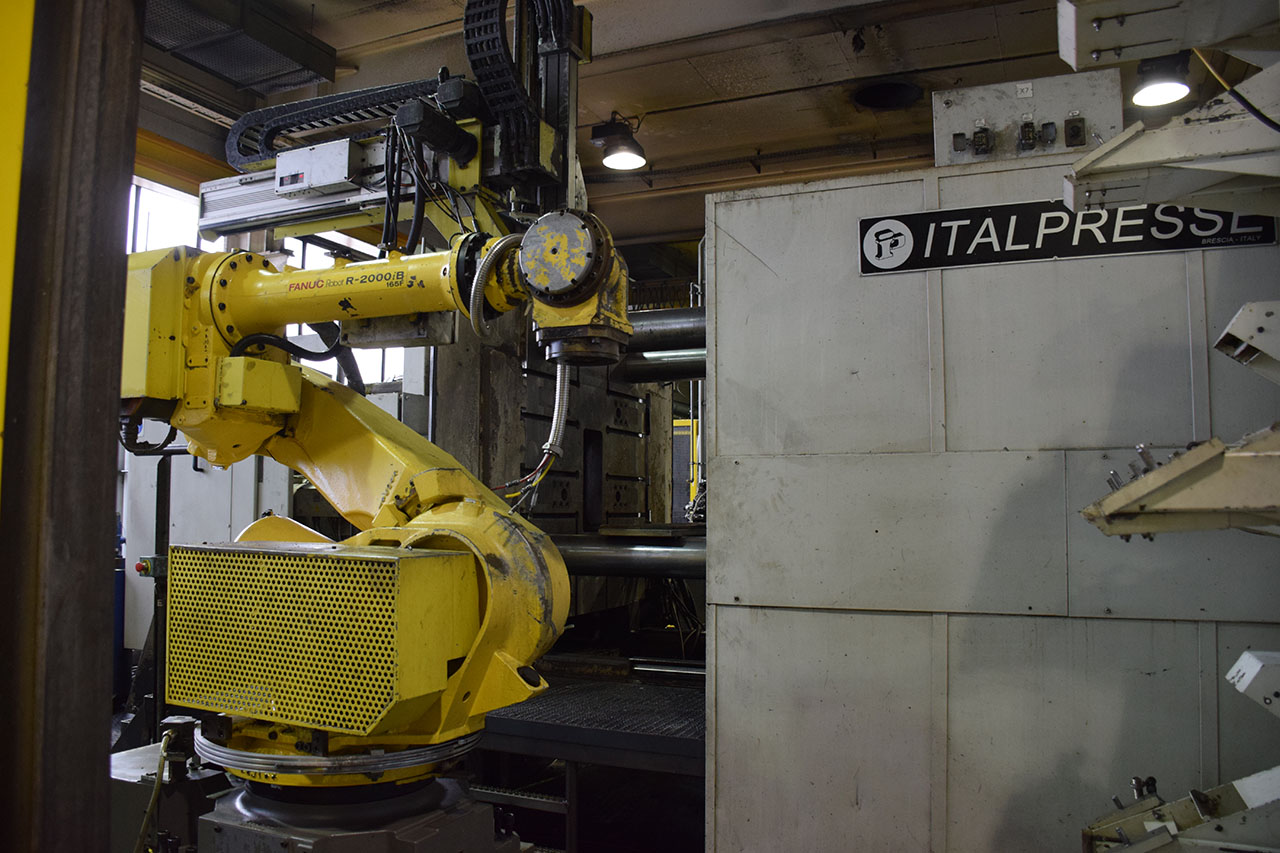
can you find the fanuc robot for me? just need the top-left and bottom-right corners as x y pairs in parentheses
(119, 2), (631, 848)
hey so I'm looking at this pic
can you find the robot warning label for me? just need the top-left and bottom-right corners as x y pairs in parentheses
(858, 201), (1276, 275)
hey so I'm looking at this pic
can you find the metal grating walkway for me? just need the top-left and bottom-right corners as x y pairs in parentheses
(484, 678), (704, 776)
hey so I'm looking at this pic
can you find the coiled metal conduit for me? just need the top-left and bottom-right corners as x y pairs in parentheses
(543, 362), (570, 458)
(469, 232), (524, 341)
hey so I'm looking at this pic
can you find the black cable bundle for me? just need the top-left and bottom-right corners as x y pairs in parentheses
(379, 127), (400, 256)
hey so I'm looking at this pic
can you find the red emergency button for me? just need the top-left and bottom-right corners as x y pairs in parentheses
(135, 561), (147, 574)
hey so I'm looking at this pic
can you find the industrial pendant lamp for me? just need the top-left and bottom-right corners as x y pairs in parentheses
(591, 112), (646, 170)
(1132, 51), (1191, 107)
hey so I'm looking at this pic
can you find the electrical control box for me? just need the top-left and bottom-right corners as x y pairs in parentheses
(273, 138), (366, 198)
(932, 69), (1122, 167)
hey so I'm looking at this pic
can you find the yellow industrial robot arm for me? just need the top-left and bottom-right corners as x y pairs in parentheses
(120, 209), (629, 787)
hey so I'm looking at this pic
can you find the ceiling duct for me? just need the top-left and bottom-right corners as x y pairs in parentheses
(144, 0), (335, 97)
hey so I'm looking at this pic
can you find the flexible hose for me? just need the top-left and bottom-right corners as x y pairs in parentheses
(133, 729), (174, 853)
(308, 322), (365, 395)
(379, 128), (399, 257)
(229, 332), (343, 360)
(119, 415), (179, 456)
(404, 140), (427, 251)
(543, 362), (570, 457)
(469, 232), (524, 340)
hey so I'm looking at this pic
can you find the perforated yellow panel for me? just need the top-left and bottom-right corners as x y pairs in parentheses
(168, 543), (407, 735)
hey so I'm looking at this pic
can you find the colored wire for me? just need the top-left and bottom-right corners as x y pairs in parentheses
(493, 451), (550, 490)
(1192, 48), (1280, 134)
(492, 364), (572, 509)
(504, 456), (554, 499)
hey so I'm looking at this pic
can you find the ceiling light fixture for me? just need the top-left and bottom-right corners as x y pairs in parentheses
(1132, 51), (1191, 107)
(590, 112), (646, 170)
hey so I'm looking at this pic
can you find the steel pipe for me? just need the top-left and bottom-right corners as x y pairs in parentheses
(552, 534), (706, 579)
(627, 307), (705, 352)
(611, 348), (706, 383)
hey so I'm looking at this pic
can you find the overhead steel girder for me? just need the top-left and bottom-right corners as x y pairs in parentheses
(1064, 63), (1280, 217)
(1215, 301), (1280, 386)
(1081, 423), (1280, 536)
(1057, 0), (1279, 71)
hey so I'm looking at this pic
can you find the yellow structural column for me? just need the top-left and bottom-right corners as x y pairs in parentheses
(0, 0), (36, 483)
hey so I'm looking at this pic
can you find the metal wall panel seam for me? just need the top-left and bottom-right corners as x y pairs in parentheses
(922, 172), (940, 212)
(706, 153), (1082, 207)
(705, 194), (718, 463)
(1064, 451), (1071, 618)
(1199, 620), (1220, 789)
(702, 602), (1062, 619)
(1186, 251), (1212, 442)
(712, 446), (1207, 458)
(705, 191), (718, 852)
(706, 602), (718, 852)
(702, 603), (1271, 626)
(925, 172), (947, 454)
(930, 612), (949, 853)
(928, 273), (946, 454)
(711, 176), (944, 207)
(224, 463), (238, 540)
(229, 458), (255, 538)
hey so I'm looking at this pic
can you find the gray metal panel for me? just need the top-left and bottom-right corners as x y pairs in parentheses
(712, 607), (933, 852)
(942, 251), (1193, 450)
(707, 451), (1067, 614)
(937, 159), (1079, 208)
(123, 450), (290, 648)
(932, 69), (1122, 167)
(1065, 449), (1280, 622)
(169, 459), (235, 544)
(1218, 624), (1280, 784)
(946, 615), (1203, 852)
(1202, 245), (1280, 440)
(705, 155), (1280, 853)
(259, 459), (292, 519)
(122, 454), (160, 649)
(711, 180), (933, 457)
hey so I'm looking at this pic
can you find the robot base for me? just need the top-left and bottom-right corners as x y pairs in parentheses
(198, 777), (520, 853)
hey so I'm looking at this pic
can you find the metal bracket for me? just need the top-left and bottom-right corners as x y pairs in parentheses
(1081, 423), (1280, 536)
